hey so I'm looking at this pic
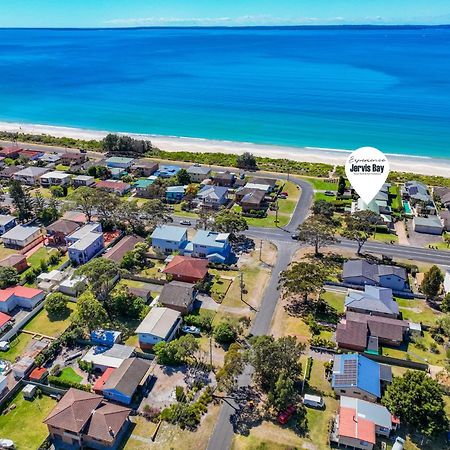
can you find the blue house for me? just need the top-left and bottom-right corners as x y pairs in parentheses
(150, 225), (188, 254)
(90, 329), (121, 347)
(332, 354), (391, 403)
(166, 185), (187, 202)
(67, 223), (104, 265)
(0, 215), (16, 236)
(189, 229), (231, 263)
(154, 165), (181, 178)
(105, 156), (134, 169)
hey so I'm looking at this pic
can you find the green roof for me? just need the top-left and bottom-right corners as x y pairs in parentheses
(134, 179), (154, 188)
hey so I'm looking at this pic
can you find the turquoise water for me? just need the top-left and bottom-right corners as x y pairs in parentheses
(0, 27), (450, 159)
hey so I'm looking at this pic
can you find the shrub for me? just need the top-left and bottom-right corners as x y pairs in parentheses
(213, 322), (236, 344)
(175, 385), (185, 402)
(183, 314), (213, 332)
(50, 364), (61, 376)
(309, 336), (336, 349)
(49, 375), (91, 391)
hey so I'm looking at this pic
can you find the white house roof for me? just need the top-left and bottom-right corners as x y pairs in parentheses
(244, 182), (271, 192)
(82, 344), (134, 368)
(14, 167), (49, 177)
(135, 307), (181, 339)
(0, 215), (15, 226)
(2, 225), (40, 241)
(40, 170), (71, 179)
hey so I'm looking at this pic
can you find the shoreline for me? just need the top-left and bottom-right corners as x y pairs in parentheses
(1, 121), (450, 177)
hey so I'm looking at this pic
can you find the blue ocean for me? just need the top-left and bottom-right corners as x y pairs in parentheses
(0, 27), (450, 159)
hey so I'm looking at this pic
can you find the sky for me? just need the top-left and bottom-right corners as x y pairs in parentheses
(1, 0), (450, 28)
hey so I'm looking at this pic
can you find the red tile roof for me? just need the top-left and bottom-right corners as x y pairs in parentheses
(163, 255), (208, 280)
(29, 367), (48, 381)
(0, 286), (44, 302)
(0, 147), (21, 156)
(103, 235), (144, 263)
(0, 311), (12, 328)
(93, 367), (115, 392)
(339, 406), (376, 444)
(96, 180), (130, 192)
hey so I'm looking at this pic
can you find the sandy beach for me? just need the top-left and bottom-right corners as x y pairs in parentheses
(1, 121), (449, 177)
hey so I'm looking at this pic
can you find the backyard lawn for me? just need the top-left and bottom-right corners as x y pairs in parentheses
(0, 392), (56, 449)
(320, 290), (345, 313)
(56, 366), (82, 384)
(24, 303), (75, 337)
(396, 297), (441, 327)
(1, 333), (33, 362)
(0, 245), (18, 260)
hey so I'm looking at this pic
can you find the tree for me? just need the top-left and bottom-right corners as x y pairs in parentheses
(141, 199), (172, 230)
(92, 190), (120, 226)
(248, 335), (304, 392)
(213, 322), (236, 344)
(343, 210), (380, 254)
(441, 293), (450, 313)
(74, 258), (120, 303)
(176, 168), (191, 185)
(312, 200), (334, 221)
(196, 208), (216, 230)
(110, 287), (147, 319)
(70, 187), (96, 222)
(296, 216), (337, 256)
(421, 265), (443, 299)
(337, 176), (346, 196)
(9, 180), (34, 222)
(50, 185), (65, 198)
(0, 267), (19, 289)
(280, 262), (326, 303)
(382, 370), (448, 437)
(120, 242), (149, 272)
(102, 133), (152, 157)
(72, 291), (108, 332)
(236, 152), (257, 169)
(45, 293), (70, 318)
(154, 335), (200, 365)
(267, 370), (297, 412)
(216, 343), (246, 393)
(212, 209), (248, 238)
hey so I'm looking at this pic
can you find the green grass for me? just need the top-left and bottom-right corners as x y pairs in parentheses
(389, 185), (402, 212)
(0, 245), (18, 259)
(396, 297), (441, 327)
(370, 230), (399, 244)
(210, 277), (233, 302)
(57, 367), (82, 383)
(172, 203), (198, 218)
(55, 164), (70, 171)
(25, 247), (58, 270)
(314, 192), (336, 202)
(1, 333), (33, 362)
(298, 176), (337, 191)
(320, 290), (345, 313)
(24, 303), (75, 337)
(0, 392), (56, 450)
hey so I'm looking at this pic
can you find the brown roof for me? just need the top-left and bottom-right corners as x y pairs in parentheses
(158, 281), (196, 309)
(103, 357), (150, 398)
(133, 159), (158, 169)
(0, 253), (27, 267)
(238, 188), (266, 205)
(46, 219), (80, 235)
(104, 235), (144, 263)
(85, 402), (130, 443)
(163, 255), (208, 280)
(96, 180), (131, 192)
(62, 210), (88, 224)
(44, 388), (103, 433)
(336, 320), (367, 349)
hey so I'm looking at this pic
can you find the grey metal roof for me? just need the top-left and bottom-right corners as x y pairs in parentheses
(345, 286), (399, 316)
(14, 166), (49, 177)
(340, 396), (392, 429)
(413, 215), (443, 228)
(159, 281), (195, 309)
(343, 260), (406, 283)
(187, 165), (211, 175)
(0, 215), (15, 226)
(2, 224), (40, 241)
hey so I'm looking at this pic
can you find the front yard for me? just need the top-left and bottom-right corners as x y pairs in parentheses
(0, 391), (56, 449)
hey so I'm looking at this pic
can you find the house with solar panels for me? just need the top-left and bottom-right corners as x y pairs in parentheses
(331, 354), (392, 403)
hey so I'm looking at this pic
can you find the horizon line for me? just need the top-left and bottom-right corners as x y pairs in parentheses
(1, 23), (450, 31)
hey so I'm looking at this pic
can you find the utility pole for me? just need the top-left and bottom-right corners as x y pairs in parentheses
(240, 272), (244, 303)
(275, 200), (279, 227)
(209, 333), (213, 369)
(259, 240), (262, 261)
(287, 167), (290, 181)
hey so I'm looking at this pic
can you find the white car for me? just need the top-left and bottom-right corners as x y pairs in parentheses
(182, 325), (201, 335)
(392, 437), (405, 450)
(0, 341), (10, 352)
(0, 439), (15, 449)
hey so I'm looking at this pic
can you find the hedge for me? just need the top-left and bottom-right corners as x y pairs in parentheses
(48, 375), (91, 392)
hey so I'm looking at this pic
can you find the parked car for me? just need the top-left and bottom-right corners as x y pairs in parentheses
(281, 191), (288, 196)
(182, 325), (201, 335)
(179, 220), (192, 226)
(291, 233), (300, 240)
(0, 341), (10, 352)
(0, 439), (15, 449)
(392, 437), (405, 450)
(277, 405), (296, 424)
(324, 190), (335, 196)
(303, 394), (324, 408)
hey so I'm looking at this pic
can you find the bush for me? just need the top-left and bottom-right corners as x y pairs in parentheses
(184, 314), (213, 332)
(309, 336), (336, 349)
(175, 385), (185, 402)
(48, 375), (91, 391)
(50, 364), (61, 376)
(213, 322), (236, 344)
(305, 357), (313, 380)
(142, 405), (161, 421)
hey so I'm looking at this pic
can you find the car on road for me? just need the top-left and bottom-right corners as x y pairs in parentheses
(179, 220), (192, 226)
(291, 233), (300, 240)
(182, 325), (201, 335)
(324, 190), (335, 196)
(277, 405), (296, 424)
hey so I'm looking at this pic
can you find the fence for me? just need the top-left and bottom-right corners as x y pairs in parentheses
(361, 352), (428, 371)
(122, 273), (166, 286)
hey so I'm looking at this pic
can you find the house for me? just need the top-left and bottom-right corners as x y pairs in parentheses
(40, 170), (72, 187)
(135, 307), (182, 350)
(37, 270), (65, 291)
(46, 219), (80, 246)
(131, 159), (158, 177)
(154, 164), (181, 178)
(0, 214), (16, 235)
(331, 396), (399, 450)
(40, 153), (62, 164)
(67, 223), (104, 265)
(244, 182), (272, 194)
(13, 356), (35, 379)
(250, 177), (278, 193)
(133, 178), (156, 197)
(158, 281), (196, 314)
(19, 150), (43, 161)
(73, 175), (95, 187)
(2, 224), (42, 250)
(96, 180), (131, 196)
(166, 185), (187, 202)
(235, 188), (266, 212)
(110, 167), (127, 179)
(0, 311), (13, 333)
(93, 367), (115, 394)
(0, 165), (24, 180)
(332, 354), (391, 403)
(44, 388), (130, 450)
(60, 152), (87, 165)
(150, 225), (188, 254)
(12, 166), (50, 185)
(345, 286), (399, 318)
(342, 260), (408, 292)
(213, 171), (235, 187)
(59, 275), (87, 297)
(190, 229), (231, 263)
(336, 311), (409, 352)
(101, 358), (150, 405)
(402, 181), (436, 215)
(0, 286), (46, 313)
(28, 367), (48, 383)
(103, 235), (144, 264)
(413, 216), (443, 235)
(195, 185), (229, 209)
(187, 165), (212, 182)
(440, 210), (450, 232)
(62, 210), (88, 225)
(163, 255), (208, 283)
(351, 198), (392, 225)
(105, 156), (134, 170)
(0, 254), (28, 273)
(91, 330), (122, 347)
(0, 146), (21, 158)
(81, 344), (135, 372)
